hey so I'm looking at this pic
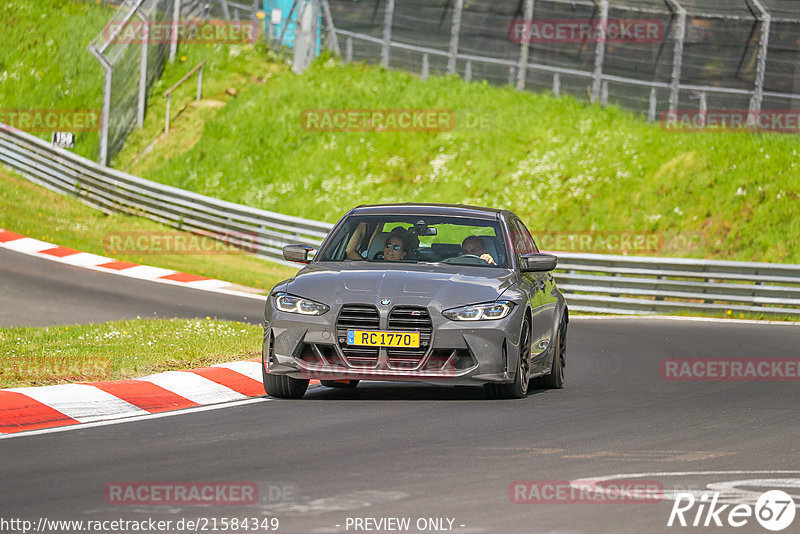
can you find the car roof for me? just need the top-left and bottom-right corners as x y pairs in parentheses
(349, 203), (512, 221)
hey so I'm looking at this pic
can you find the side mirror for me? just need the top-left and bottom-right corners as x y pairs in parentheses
(283, 244), (314, 264)
(519, 253), (557, 272)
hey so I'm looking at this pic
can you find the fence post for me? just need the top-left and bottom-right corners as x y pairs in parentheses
(465, 60), (472, 82)
(665, 0), (686, 113)
(381, 0), (395, 69)
(220, 0), (231, 20)
(170, 0), (181, 61)
(553, 72), (560, 96)
(136, 8), (148, 129)
(749, 0), (771, 124)
(277, 0), (298, 46)
(648, 88), (657, 122)
(89, 46), (112, 166)
(321, 0), (341, 57)
(699, 91), (707, 127)
(421, 53), (429, 80)
(591, 0), (609, 103)
(197, 64), (203, 100)
(447, 0), (464, 75)
(345, 36), (353, 62)
(165, 94), (171, 134)
(601, 80), (609, 106)
(516, 0), (534, 90)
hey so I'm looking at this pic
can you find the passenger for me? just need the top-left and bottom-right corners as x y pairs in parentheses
(461, 236), (497, 265)
(383, 227), (418, 261)
(383, 235), (407, 261)
(346, 222), (374, 260)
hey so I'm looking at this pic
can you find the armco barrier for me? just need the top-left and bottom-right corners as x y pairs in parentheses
(1, 122), (799, 316)
(0, 124), (332, 266)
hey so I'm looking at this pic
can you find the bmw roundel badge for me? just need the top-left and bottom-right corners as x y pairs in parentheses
(380, 299), (391, 306)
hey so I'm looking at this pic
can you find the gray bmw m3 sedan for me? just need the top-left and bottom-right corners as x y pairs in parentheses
(262, 203), (568, 399)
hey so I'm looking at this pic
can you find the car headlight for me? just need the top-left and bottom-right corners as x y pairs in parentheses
(442, 301), (515, 321)
(273, 292), (329, 316)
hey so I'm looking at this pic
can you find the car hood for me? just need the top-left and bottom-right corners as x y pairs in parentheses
(284, 262), (516, 309)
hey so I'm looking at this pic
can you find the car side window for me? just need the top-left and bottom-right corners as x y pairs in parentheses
(510, 219), (538, 255)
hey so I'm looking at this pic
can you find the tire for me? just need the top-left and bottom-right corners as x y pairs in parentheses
(321, 380), (360, 389)
(484, 316), (531, 399)
(540, 318), (566, 389)
(263, 371), (309, 399)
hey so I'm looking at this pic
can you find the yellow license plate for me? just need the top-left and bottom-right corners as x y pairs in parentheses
(347, 330), (420, 348)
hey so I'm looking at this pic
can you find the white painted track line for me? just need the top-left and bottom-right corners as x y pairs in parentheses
(3, 237), (56, 254)
(138, 371), (246, 404)
(212, 361), (264, 382)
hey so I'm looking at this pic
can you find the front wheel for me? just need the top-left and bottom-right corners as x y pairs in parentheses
(263, 371), (309, 399)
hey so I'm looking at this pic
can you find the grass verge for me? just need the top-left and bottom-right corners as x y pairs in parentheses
(0, 318), (262, 389)
(0, 0), (112, 159)
(129, 54), (799, 264)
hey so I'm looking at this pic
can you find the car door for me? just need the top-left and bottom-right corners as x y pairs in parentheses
(510, 218), (557, 374)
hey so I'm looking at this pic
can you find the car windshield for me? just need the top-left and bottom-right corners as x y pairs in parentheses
(318, 215), (509, 268)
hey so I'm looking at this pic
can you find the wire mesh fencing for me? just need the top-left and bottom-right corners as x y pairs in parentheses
(326, 0), (800, 131)
(88, 0), (260, 166)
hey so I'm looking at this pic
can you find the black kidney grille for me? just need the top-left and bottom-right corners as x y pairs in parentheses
(336, 305), (380, 366)
(387, 306), (432, 364)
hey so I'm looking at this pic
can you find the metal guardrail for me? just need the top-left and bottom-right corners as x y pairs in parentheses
(1, 122), (799, 316)
(554, 253), (800, 316)
(0, 124), (332, 266)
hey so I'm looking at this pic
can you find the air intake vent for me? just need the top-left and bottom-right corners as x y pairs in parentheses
(336, 305), (380, 366)
(387, 306), (432, 367)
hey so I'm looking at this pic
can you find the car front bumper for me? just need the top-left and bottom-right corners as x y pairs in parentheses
(263, 303), (525, 387)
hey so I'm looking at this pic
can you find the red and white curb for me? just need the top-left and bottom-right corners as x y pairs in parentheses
(0, 229), (264, 300)
(0, 360), (290, 435)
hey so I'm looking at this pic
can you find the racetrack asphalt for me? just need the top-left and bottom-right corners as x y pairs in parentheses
(0, 247), (265, 327)
(1, 246), (800, 533)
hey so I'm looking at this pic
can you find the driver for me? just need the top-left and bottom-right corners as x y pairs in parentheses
(461, 236), (497, 265)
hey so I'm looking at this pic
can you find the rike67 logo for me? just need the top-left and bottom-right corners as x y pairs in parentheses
(668, 490), (796, 531)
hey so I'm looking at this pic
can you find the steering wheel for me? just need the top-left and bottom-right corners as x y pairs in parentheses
(441, 254), (489, 265)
